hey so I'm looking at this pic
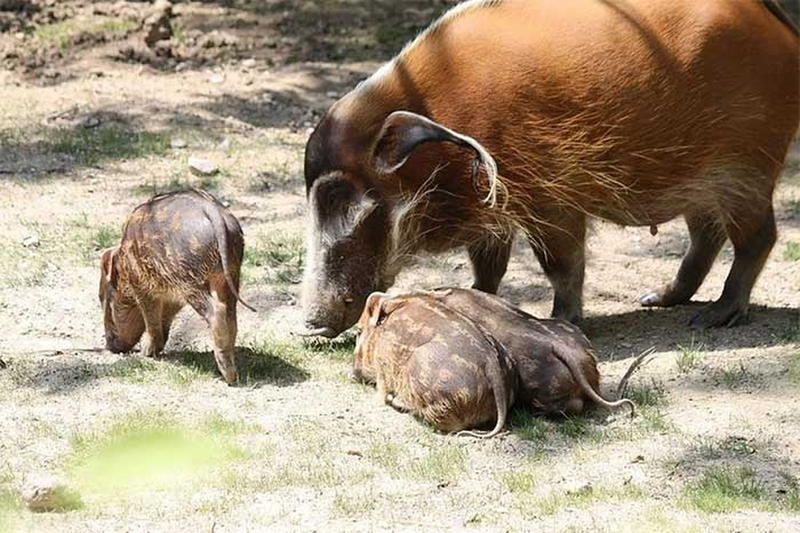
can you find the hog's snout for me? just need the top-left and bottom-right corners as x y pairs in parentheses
(105, 335), (131, 354)
(301, 294), (365, 338)
(297, 323), (339, 338)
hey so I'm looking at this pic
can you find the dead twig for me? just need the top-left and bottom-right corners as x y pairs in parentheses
(617, 346), (657, 399)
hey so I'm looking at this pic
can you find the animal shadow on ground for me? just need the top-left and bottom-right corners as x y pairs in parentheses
(582, 305), (800, 360)
(167, 346), (310, 386)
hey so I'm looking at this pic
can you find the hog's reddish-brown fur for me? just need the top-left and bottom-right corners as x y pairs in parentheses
(303, 0), (799, 335)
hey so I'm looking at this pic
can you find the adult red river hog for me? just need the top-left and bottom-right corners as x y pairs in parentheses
(300, 0), (799, 338)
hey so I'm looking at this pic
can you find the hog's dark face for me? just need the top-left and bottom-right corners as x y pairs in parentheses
(301, 174), (394, 337)
(299, 107), (499, 338)
(99, 247), (145, 353)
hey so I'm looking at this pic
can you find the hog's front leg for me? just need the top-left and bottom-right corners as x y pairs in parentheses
(137, 296), (166, 357)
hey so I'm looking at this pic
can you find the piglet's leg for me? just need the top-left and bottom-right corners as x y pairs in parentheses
(137, 296), (166, 357)
(192, 284), (239, 385)
(385, 393), (410, 413)
(160, 302), (183, 347)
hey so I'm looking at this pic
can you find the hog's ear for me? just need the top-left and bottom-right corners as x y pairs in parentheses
(101, 247), (119, 288)
(371, 111), (499, 204)
(365, 291), (388, 327)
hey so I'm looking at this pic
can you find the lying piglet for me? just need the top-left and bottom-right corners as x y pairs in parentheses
(424, 288), (634, 416)
(98, 189), (255, 384)
(352, 292), (515, 437)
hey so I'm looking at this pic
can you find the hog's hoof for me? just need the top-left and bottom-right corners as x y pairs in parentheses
(689, 302), (748, 329)
(639, 291), (663, 307)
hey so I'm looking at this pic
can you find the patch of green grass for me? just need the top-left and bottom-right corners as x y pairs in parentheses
(532, 483), (644, 517)
(243, 338), (313, 384)
(625, 378), (667, 408)
(67, 409), (244, 498)
(680, 466), (770, 514)
(0, 243), (50, 287)
(690, 435), (760, 460)
(103, 356), (160, 384)
(173, 25), (188, 45)
(33, 16), (139, 49)
(779, 470), (800, 511)
(788, 353), (800, 385)
(243, 232), (305, 285)
(508, 410), (551, 441)
(254, 421), (373, 491)
(365, 435), (405, 471)
(784, 241), (800, 262)
(404, 445), (466, 482)
(715, 362), (756, 389)
(49, 127), (170, 166)
(632, 505), (703, 533)
(0, 487), (20, 533)
(676, 340), (704, 373)
(333, 489), (377, 517)
(557, 416), (605, 443)
(498, 467), (538, 494)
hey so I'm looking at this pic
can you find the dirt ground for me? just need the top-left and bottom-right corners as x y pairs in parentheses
(1, 1), (799, 532)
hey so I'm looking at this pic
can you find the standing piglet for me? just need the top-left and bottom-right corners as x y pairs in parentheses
(352, 292), (515, 437)
(98, 189), (255, 384)
(424, 288), (633, 416)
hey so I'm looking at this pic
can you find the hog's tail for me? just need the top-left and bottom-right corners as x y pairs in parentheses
(204, 203), (257, 313)
(549, 343), (636, 417)
(456, 333), (510, 439)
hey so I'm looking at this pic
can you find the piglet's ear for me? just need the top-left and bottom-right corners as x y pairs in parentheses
(101, 247), (120, 289)
(371, 111), (499, 205)
(365, 291), (387, 327)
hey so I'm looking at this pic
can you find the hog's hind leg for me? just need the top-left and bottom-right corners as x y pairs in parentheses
(640, 211), (726, 308)
(191, 278), (239, 384)
(689, 201), (777, 329)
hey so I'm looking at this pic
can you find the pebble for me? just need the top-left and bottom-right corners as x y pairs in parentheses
(170, 138), (188, 149)
(242, 58), (256, 68)
(22, 235), (39, 248)
(188, 157), (219, 176)
(20, 473), (81, 512)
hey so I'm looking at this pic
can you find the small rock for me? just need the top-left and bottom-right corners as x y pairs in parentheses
(80, 116), (100, 129)
(631, 455), (645, 463)
(241, 58), (256, 68)
(217, 137), (231, 150)
(188, 157), (218, 176)
(22, 235), (39, 248)
(21, 473), (81, 512)
(0, 357), (6, 369)
(170, 138), (187, 149)
(209, 74), (224, 84)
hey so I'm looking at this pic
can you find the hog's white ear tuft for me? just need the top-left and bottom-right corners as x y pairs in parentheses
(372, 111), (499, 206)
